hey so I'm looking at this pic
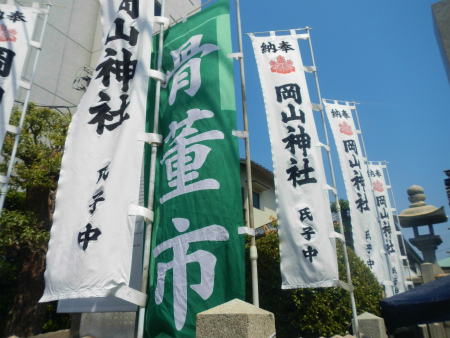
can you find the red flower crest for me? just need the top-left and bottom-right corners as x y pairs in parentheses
(0, 25), (17, 42)
(373, 180), (384, 192)
(269, 55), (295, 74)
(339, 121), (353, 135)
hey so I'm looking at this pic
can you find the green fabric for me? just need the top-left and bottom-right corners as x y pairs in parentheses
(144, 1), (245, 337)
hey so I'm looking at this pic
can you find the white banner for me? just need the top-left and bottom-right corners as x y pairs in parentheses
(40, 0), (153, 302)
(368, 163), (407, 294)
(249, 32), (339, 289)
(0, 5), (39, 147)
(323, 100), (392, 293)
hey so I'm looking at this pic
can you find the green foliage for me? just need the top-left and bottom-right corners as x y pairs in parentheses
(0, 103), (70, 190)
(246, 232), (383, 338)
(0, 104), (71, 335)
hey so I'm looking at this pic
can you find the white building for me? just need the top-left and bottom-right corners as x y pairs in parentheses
(2, 0), (200, 111)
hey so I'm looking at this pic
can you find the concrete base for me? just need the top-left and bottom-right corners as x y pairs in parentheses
(79, 312), (136, 338)
(417, 324), (430, 338)
(196, 299), (275, 338)
(357, 312), (388, 338)
(428, 323), (447, 338)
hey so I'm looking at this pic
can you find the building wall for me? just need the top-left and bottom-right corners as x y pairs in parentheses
(432, 0), (450, 84)
(240, 162), (277, 230)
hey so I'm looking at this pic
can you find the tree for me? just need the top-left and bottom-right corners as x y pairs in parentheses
(0, 104), (71, 337)
(245, 230), (383, 338)
(331, 198), (354, 251)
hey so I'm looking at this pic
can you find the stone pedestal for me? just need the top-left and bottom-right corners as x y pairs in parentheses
(428, 323), (447, 338)
(421, 263), (437, 284)
(196, 299), (275, 338)
(357, 312), (388, 338)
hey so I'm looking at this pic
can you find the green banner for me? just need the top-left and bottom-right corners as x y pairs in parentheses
(144, 1), (245, 337)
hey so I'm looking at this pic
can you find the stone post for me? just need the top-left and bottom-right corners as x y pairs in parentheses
(357, 312), (388, 338)
(196, 299), (276, 338)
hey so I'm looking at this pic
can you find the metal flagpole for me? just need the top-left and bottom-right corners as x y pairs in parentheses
(382, 160), (415, 289)
(235, 0), (259, 307)
(0, 3), (51, 218)
(304, 27), (360, 338)
(352, 105), (396, 296)
(137, 1), (166, 337)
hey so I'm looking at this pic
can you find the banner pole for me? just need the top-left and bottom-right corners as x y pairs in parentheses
(353, 105), (396, 296)
(0, 3), (51, 218)
(383, 160), (415, 289)
(137, 1), (166, 337)
(235, 0), (259, 307)
(305, 27), (360, 338)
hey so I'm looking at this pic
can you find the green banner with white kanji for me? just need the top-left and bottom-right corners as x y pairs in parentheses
(144, 1), (245, 337)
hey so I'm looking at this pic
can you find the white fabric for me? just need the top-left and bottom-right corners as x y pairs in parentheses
(250, 34), (339, 289)
(368, 163), (408, 294)
(0, 5), (38, 148)
(40, 0), (154, 302)
(99, 0), (123, 43)
(323, 100), (391, 293)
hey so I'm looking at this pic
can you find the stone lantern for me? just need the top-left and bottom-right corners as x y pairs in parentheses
(398, 185), (447, 273)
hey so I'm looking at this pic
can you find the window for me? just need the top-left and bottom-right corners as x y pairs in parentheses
(154, 2), (161, 16)
(253, 192), (260, 209)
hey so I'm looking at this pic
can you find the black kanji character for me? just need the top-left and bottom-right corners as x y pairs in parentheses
(380, 208), (389, 219)
(78, 223), (102, 251)
(88, 92), (130, 135)
(343, 140), (358, 155)
(385, 242), (395, 254)
(261, 42), (277, 54)
(8, 11), (26, 23)
(106, 18), (139, 46)
(301, 226), (315, 241)
(367, 259), (375, 269)
(0, 47), (16, 77)
(351, 170), (365, 191)
(392, 267), (397, 274)
(302, 245), (318, 262)
(394, 287), (399, 294)
(349, 154), (360, 169)
(281, 103), (305, 123)
(119, 0), (139, 19)
(282, 125), (311, 156)
(342, 110), (350, 119)
(97, 162), (110, 183)
(331, 109), (341, 118)
(365, 230), (371, 240)
(95, 48), (137, 92)
(299, 207), (313, 222)
(286, 158), (317, 188)
(366, 243), (372, 254)
(355, 192), (370, 213)
(375, 169), (382, 177)
(275, 83), (301, 105)
(278, 41), (294, 53)
(382, 222), (391, 235)
(370, 169), (375, 177)
(376, 196), (386, 207)
(89, 191), (105, 214)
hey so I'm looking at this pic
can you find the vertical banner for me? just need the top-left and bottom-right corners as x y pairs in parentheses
(368, 163), (407, 294)
(145, 1), (245, 337)
(0, 5), (39, 147)
(41, 0), (153, 301)
(249, 32), (339, 289)
(323, 100), (392, 294)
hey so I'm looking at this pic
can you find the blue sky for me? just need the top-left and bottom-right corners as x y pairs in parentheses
(213, 0), (450, 261)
